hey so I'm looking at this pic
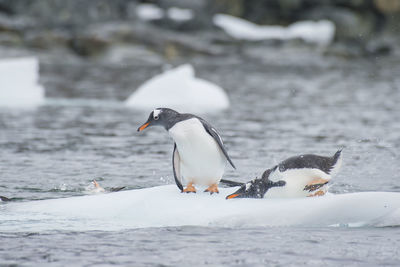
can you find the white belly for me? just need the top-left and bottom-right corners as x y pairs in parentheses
(169, 118), (227, 185)
(266, 168), (331, 198)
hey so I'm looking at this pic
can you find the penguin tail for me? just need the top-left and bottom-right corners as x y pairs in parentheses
(330, 149), (343, 176)
(333, 149), (343, 161)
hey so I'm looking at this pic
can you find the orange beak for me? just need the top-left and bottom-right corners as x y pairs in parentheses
(226, 194), (240, 200)
(137, 122), (150, 132)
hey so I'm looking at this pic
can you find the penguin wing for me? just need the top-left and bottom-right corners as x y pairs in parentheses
(172, 143), (184, 191)
(200, 120), (236, 169)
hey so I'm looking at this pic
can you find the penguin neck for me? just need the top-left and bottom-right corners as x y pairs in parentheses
(165, 113), (197, 131)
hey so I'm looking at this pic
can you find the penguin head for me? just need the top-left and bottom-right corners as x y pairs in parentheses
(137, 108), (179, 132)
(226, 169), (286, 199)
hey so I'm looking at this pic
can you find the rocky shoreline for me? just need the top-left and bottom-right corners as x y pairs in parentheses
(0, 0), (399, 61)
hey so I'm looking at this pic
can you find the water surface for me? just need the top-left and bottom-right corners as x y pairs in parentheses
(1, 49), (400, 265)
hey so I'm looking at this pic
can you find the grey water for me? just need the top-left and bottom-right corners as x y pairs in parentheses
(1, 49), (400, 266)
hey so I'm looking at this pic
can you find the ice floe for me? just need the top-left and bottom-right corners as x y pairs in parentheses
(1, 185), (399, 232)
(0, 57), (45, 108)
(214, 14), (335, 46)
(125, 64), (230, 112)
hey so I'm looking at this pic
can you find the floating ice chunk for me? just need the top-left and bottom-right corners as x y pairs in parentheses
(213, 14), (335, 46)
(125, 64), (230, 112)
(288, 20), (335, 45)
(0, 57), (45, 108)
(136, 3), (164, 20)
(1, 185), (400, 232)
(167, 7), (194, 21)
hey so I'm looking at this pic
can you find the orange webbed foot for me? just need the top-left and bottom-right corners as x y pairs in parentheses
(204, 184), (219, 195)
(182, 182), (196, 193)
(307, 190), (325, 197)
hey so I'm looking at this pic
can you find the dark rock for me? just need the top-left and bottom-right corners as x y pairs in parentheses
(157, 0), (207, 10)
(0, 32), (22, 46)
(210, 0), (245, 17)
(303, 6), (377, 41)
(325, 37), (392, 58)
(24, 29), (71, 49)
(365, 39), (392, 55)
(374, 0), (400, 14)
(68, 34), (110, 57)
(0, 13), (35, 33)
(0, 0), (135, 27)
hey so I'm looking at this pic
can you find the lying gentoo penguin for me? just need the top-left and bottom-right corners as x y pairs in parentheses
(226, 150), (342, 199)
(137, 108), (236, 194)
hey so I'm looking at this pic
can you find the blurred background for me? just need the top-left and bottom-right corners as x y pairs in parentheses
(0, 0), (399, 99)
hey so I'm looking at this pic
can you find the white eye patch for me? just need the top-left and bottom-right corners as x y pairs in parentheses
(153, 109), (162, 119)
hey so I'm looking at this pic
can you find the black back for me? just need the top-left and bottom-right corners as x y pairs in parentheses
(278, 150), (341, 174)
(160, 108), (236, 169)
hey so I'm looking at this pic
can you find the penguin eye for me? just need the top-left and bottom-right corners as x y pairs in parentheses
(154, 115), (159, 120)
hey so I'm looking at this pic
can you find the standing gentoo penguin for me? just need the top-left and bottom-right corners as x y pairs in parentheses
(226, 150), (342, 199)
(137, 108), (236, 194)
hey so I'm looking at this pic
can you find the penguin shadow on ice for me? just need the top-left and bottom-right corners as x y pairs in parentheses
(138, 108), (236, 194)
(226, 150), (343, 199)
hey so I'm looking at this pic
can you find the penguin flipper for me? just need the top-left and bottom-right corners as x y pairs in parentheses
(303, 180), (329, 192)
(200, 120), (236, 169)
(220, 179), (244, 187)
(110, 186), (126, 192)
(172, 144), (184, 191)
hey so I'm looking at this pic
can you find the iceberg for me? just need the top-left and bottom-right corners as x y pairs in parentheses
(125, 64), (230, 112)
(213, 14), (335, 46)
(0, 57), (45, 108)
(1, 185), (399, 232)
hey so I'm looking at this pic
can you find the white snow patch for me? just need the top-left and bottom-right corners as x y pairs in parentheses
(167, 7), (194, 21)
(213, 14), (335, 46)
(0, 57), (45, 108)
(136, 3), (163, 20)
(136, 4), (194, 22)
(1, 185), (400, 232)
(125, 64), (230, 112)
